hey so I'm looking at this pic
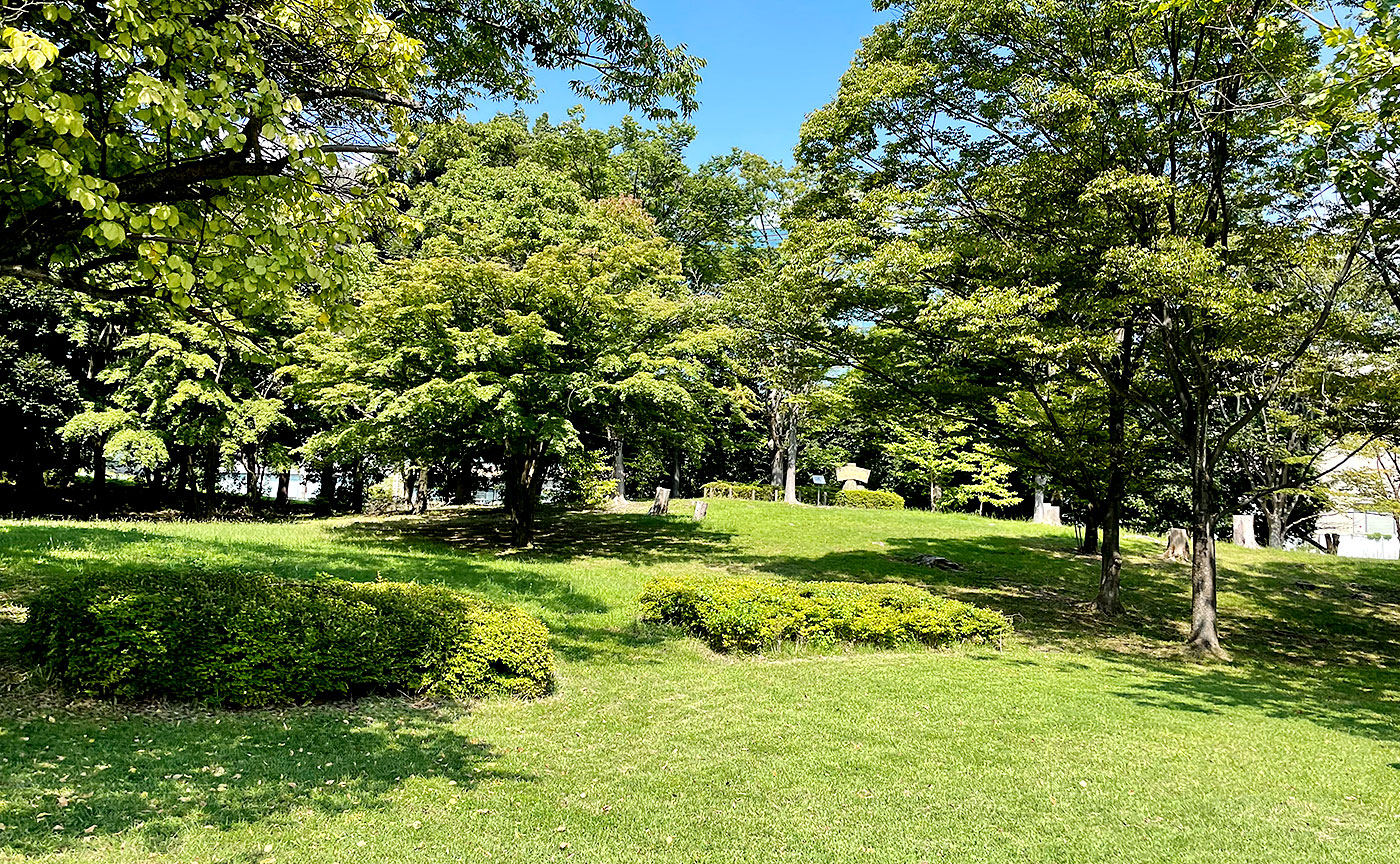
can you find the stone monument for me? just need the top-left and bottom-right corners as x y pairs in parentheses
(835, 462), (870, 491)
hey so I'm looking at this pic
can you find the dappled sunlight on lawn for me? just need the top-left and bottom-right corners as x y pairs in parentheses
(0, 700), (528, 857)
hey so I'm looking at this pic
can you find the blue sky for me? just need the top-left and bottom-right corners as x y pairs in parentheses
(465, 1), (887, 166)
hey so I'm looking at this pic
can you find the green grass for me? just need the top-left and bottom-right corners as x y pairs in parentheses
(1, 501), (1398, 862)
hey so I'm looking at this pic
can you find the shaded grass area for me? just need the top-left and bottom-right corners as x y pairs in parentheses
(0, 501), (1398, 862)
(0, 701), (515, 858)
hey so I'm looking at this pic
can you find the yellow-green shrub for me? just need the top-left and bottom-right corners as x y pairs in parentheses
(23, 570), (554, 706)
(638, 576), (1010, 653)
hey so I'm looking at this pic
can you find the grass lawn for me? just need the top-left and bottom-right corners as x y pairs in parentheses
(1, 500), (1398, 863)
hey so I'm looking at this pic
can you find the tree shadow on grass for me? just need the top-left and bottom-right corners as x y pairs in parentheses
(334, 506), (737, 564)
(756, 531), (1400, 669)
(0, 511), (706, 674)
(1101, 655), (1400, 745)
(0, 519), (610, 617)
(0, 700), (533, 858)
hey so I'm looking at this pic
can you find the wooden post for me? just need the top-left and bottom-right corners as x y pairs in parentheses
(648, 486), (671, 516)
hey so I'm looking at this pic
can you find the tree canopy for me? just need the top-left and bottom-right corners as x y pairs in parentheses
(0, 0), (700, 313)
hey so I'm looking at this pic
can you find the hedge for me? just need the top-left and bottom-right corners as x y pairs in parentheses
(639, 576), (1011, 653)
(23, 570), (555, 706)
(833, 489), (905, 509)
(701, 481), (776, 500)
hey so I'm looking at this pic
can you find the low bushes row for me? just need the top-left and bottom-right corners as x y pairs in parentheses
(638, 576), (1011, 653)
(23, 570), (555, 706)
(701, 481), (776, 500)
(833, 489), (905, 509)
(701, 482), (905, 510)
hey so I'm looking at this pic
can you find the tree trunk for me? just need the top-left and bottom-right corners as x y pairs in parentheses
(203, 442), (220, 509)
(1079, 510), (1100, 555)
(1186, 405), (1225, 656)
(173, 447), (190, 494)
(92, 440), (107, 507)
(670, 451), (682, 494)
(783, 407), (799, 504)
(1096, 507), (1124, 614)
(609, 428), (626, 502)
(1188, 507), (1222, 655)
(768, 389), (786, 490)
(503, 440), (544, 547)
(275, 471), (290, 507)
(1095, 393), (1128, 616)
(411, 466), (429, 515)
(317, 461), (337, 516)
(1265, 492), (1286, 548)
(244, 446), (260, 506)
(352, 462), (366, 514)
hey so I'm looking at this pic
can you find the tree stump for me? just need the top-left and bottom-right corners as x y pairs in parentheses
(1162, 527), (1189, 562)
(1231, 514), (1258, 548)
(693, 500), (708, 521)
(648, 486), (671, 516)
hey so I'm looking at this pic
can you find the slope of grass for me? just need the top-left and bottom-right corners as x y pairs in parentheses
(1, 501), (1398, 863)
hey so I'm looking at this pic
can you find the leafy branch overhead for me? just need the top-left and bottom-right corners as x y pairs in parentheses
(0, 0), (701, 311)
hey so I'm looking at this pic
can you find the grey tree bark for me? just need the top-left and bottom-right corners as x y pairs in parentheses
(768, 388), (787, 491)
(244, 446), (260, 505)
(784, 406), (799, 504)
(609, 428), (626, 502)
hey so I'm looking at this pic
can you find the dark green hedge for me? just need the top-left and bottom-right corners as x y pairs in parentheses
(639, 576), (1011, 653)
(833, 489), (905, 509)
(701, 481), (775, 500)
(23, 570), (554, 706)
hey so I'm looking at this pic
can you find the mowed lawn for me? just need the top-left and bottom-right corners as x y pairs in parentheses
(0, 501), (1398, 863)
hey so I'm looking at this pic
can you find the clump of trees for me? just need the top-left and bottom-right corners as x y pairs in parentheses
(762, 0), (1400, 654)
(6, 0), (1400, 658)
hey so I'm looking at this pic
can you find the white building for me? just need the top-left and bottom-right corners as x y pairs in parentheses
(1312, 509), (1399, 560)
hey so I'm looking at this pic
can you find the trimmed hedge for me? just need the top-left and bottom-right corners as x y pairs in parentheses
(833, 489), (905, 509)
(701, 481), (775, 500)
(639, 576), (1011, 653)
(23, 570), (554, 706)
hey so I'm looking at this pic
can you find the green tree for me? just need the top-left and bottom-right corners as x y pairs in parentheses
(293, 157), (704, 545)
(883, 417), (1019, 515)
(789, 0), (1378, 652)
(395, 112), (787, 498)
